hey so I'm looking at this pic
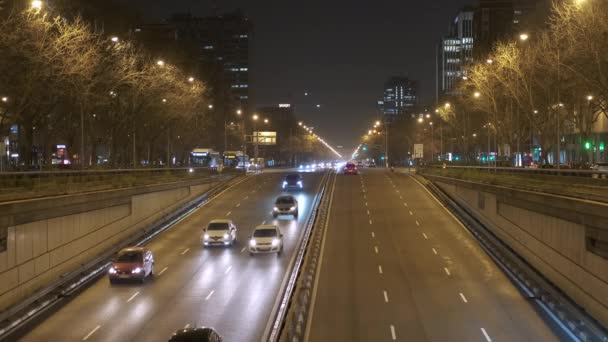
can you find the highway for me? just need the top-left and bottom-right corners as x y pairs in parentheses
(307, 169), (561, 342)
(19, 171), (325, 342)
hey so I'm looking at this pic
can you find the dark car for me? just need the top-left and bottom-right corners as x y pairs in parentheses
(169, 327), (222, 342)
(282, 174), (303, 191)
(344, 163), (358, 175)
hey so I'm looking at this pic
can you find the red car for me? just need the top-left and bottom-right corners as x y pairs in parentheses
(344, 163), (358, 175)
(108, 247), (154, 284)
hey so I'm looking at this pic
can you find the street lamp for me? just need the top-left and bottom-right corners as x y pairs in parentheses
(298, 121), (303, 126)
(188, 77), (194, 83)
(156, 60), (165, 67)
(519, 33), (529, 41)
(208, 104), (214, 109)
(264, 118), (269, 124)
(375, 120), (381, 126)
(236, 109), (242, 115)
(252, 114), (259, 121)
(444, 102), (451, 109)
(587, 95), (594, 101)
(474, 91), (481, 98)
(486, 59), (493, 64)
(425, 114), (431, 118)
(1, 97), (7, 103)
(111, 37), (119, 43)
(417, 117), (423, 123)
(31, 0), (42, 9)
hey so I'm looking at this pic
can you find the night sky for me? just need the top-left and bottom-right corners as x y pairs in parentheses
(124, 0), (471, 151)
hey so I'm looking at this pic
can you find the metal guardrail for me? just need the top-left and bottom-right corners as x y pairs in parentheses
(0, 166), (214, 177)
(415, 174), (608, 342)
(0, 174), (241, 341)
(267, 171), (334, 342)
(425, 165), (608, 178)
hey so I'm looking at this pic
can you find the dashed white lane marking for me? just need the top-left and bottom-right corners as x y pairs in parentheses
(369, 219), (373, 225)
(371, 232), (375, 238)
(241, 247), (246, 253)
(205, 290), (215, 301)
(365, 202), (368, 206)
(432, 248), (438, 255)
(225, 266), (232, 275)
(422, 233), (428, 240)
(226, 211), (232, 216)
(415, 220), (420, 226)
(367, 210), (370, 215)
(390, 325), (397, 340)
(399, 195), (403, 200)
(244, 196), (249, 200)
(481, 328), (492, 342)
(444, 267), (451, 276)
(269, 211), (273, 215)
(261, 220), (266, 225)
(459, 293), (468, 303)
(184, 324), (190, 329)
(236, 203), (241, 207)
(404, 202), (408, 207)
(181, 248), (190, 255)
(126, 291), (139, 303)
(83, 325), (101, 341)
(374, 246), (379, 254)
(409, 210), (413, 215)
(158, 266), (168, 275)
(383, 290), (389, 303)
(378, 265), (383, 274)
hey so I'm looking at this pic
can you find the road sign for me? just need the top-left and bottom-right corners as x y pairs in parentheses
(414, 144), (424, 159)
(253, 131), (276, 145)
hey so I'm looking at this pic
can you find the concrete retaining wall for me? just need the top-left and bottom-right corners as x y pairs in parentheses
(426, 175), (608, 327)
(0, 176), (227, 312)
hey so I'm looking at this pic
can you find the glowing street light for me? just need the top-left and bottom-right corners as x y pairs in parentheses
(252, 114), (259, 121)
(156, 60), (165, 67)
(1, 97), (8, 103)
(444, 102), (451, 109)
(298, 121), (303, 126)
(208, 104), (214, 109)
(162, 98), (167, 103)
(264, 118), (269, 124)
(417, 118), (423, 123)
(368, 130), (372, 135)
(111, 37), (119, 43)
(425, 114), (431, 118)
(462, 76), (468, 80)
(375, 120), (381, 126)
(31, 0), (42, 9)
(236, 109), (242, 115)
(519, 33), (529, 41)
(587, 95), (594, 101)
(474, 91), (481, 98)
(188, 77), (195, 83)
(486, 59), (493, 64)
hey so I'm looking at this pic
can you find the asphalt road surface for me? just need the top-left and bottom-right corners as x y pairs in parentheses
(20, 171), (325, 342)
(307, 168), (561, 342)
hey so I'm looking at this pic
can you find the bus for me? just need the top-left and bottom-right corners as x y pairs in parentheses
(223, 150), (249, 169)
(190, 148), (223, 172)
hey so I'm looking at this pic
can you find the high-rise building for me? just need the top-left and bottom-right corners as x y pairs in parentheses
(378, 77), (418, 119)
(474, 0), (551, 57)
(440, 7), (475, 96)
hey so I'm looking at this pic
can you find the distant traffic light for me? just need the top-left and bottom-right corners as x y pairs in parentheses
(600, 142), (605, 151)
(362, 145), (367, 151)
(585, 141), (591, 150)
(380, 156), (385, 160)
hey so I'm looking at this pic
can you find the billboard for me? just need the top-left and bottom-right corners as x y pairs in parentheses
(414, 144), (424, 158)
(253, 132), (276, 145)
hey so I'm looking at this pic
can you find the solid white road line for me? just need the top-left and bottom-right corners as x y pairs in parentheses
(226, 211), (232, 216)
(432, 248), (438, 255)
(481, 328), (492, 342)
(367, 209), (370, 215)
(383, 290), (389, 303)
(459, 293), (468, 303)
(399, 195), (403, 200)
(241, 247), (246, 253)
(404, 202), (408, 207)
(390, 325), (397, 340)
(415, 220), (420, 226)
(444, 267), (451, 276)
(126, 291), (139, 303)
(371, 232), (375, 238)
(378, 265), (383, 274)
(184, 324), (190, 329)
(83, 325), (101, 341)
(225, 266), (232, 275)
(374, 246), (379, 254)
(205, 290), (215, 301)
(422, 233), (428, 240)
(181, 248), (190, 255)
(158, 266), (168, 275)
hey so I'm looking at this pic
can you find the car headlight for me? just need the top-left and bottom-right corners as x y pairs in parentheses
(272, 238), (280, 246)
(282, 181), (287, 188)
(289, 206), (296, 211)
(223, 233), (229, 240)
(297, 181), (302, 186)
(299, 165), (303, 169)
(273, 206), (279, 211)
(204, 233), (210, 240)
(131, 267), (142, 274)
(108, 267), (117, 274)
(249, 239), (256, 247)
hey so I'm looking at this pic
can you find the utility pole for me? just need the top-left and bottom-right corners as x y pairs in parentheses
(384, 119), (389, 168)
(166, 126), (170, 167)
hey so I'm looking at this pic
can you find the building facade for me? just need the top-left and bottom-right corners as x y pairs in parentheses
(378, 77), (418, 120)
(440, 7), (475, 96)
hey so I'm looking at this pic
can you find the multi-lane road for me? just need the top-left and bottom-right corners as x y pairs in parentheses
(20, 171), (324, 342)
(307, 169), (561, 341)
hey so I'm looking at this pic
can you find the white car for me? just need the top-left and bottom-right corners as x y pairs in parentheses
(249, 225), (284, 256)
(202, 219), (237, 247)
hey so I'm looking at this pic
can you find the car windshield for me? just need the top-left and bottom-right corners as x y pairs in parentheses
(116, 251), (142, 263)
(346, 163), (356, 168)
(208, 222), (229, 230)
(253, 228), (277, 238)
(286, 175), (301, 182)
(276, 197), (295, 204)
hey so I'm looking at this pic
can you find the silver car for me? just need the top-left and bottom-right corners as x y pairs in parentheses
(249, 225), (284, 256)
(272, 195), (298, 218)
